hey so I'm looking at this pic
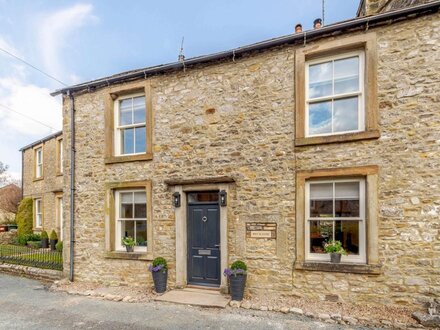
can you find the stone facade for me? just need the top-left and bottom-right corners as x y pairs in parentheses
(22, 132), (64, 237)
(59, 10), (439, 310)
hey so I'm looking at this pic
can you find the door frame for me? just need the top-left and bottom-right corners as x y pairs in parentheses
(173, 183), (229, 292)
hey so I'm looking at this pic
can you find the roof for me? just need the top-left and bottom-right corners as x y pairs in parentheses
(51, 1), (440, 97)
(19, 130), (62, 152)
(0, 183), (20, 192)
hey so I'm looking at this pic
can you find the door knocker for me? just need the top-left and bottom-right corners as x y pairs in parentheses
(202, 216), (208, 222)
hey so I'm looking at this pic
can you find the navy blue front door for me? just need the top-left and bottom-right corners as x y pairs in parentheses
(187, 193), (220, 287)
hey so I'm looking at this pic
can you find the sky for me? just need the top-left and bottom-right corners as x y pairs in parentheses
(0, 0), (359, 181)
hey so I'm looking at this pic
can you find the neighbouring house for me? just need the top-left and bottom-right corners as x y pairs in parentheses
(0, 183), (21, 225)
(20, 131), (64, 238)
(21, 0), (439, 309)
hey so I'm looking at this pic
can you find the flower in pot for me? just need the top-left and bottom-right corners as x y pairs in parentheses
(324, 240), (347, 263)
(41, 230), (49, 249)
(49, 230), (58, 251)
(224, 260), (247, 301)
(122, 236), (136, 252)
(148, 257), (168, 294)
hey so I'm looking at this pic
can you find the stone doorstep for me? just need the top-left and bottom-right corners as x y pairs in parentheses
(155, 288), (230, 308)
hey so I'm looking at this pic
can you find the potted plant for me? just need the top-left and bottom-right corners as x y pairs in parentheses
(41, 230), (49, 248)
(122, 236), (136, 252)
(49, 230), (58, 251)
(149, 257), (168, 293)
(224, 260), (247, 301)
(324, 240), (347, 263)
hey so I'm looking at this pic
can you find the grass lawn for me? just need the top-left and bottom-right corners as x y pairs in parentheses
(0, 244), (31, 256)
(0, 244), (63, 270)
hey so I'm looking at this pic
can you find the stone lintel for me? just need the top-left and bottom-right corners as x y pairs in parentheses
(165, 176), (235, 186)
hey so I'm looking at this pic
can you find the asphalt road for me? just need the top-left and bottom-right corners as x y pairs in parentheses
(0, 273), (368, 329)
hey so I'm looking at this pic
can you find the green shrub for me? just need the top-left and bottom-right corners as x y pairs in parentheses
(55, 241), (63, 252)
(152, 257), (167, 270)
(41, 230), (48, 239)
(16, 198), (33, 236)
(49, 230), (58, 241)
(27, 241), (42, 249)
(16, 233), (41, 245)
(231, 260), (247, 271)
(27, 233), (41, 241)
(17, 234), (28, 246)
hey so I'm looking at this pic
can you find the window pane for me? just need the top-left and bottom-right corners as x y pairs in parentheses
(133, 96), (146, 124)
(335, 182), (360, 217)
(134, 192), (147, 218)
(121, 128), (134, 154)
(135, 126), (146, 153)
(308, 101), (332, 135)
(120, 192), (133, 203)
(120, 203), (133, 218)
(310, 183), (333, 217)
(188, 192), (219, 203)
(335, 220), (360, 255)
(134, 192), (146, 203)
(310, 220), (333, 253)
(136, 221), (147, 246)
(119, 99), (132, 126)
(121, 220), (135, 239)
(308, 61), (332, 98)
(333, 97), (359, 133)
(334, 56), (359, 95)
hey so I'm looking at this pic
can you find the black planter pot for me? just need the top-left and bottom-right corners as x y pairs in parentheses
(50, 239), (58, 251)
(152, 270), (167, 293)
(229, 274), (246, 301)
(125, 246), (134, 252)
(41, 238), (49, 249)
(330, 253), (342, 263)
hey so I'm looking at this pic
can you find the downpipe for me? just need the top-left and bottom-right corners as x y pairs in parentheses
(68, 91), (75, 282)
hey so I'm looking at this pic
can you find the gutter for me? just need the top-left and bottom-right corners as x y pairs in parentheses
(68, 91), (75, 282)
(19, 130), (63, 152)
(50, 0), (440, 97)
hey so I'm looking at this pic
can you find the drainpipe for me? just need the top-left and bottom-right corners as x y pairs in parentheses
(68, 91), (75, 282)
(21, 151), (24, 199)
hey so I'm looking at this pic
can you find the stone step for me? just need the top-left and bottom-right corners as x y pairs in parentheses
(155, 288), (230, 308)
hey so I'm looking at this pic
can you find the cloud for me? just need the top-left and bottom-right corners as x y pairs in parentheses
(37, 3), (97, 84)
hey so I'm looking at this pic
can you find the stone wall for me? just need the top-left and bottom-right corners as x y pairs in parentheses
(61, 12), (439, 308)
(22, 135), (63, 236)
(0, 230), (17, 245)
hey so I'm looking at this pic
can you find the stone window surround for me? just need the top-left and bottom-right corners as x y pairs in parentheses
(104, 180), (153, 261)
(295, 32), (380, 146)
(172, 183), (230, 293)
(104, 81), (153, 164)
(295, 165), (381, 275)
(33, 196), (44, 231)
(56, 136), (63, 176)
(55, 192), (63, 241)
(33, 144), (44, 181)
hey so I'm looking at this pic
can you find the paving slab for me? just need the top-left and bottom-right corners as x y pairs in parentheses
(155, 288), (230, 308)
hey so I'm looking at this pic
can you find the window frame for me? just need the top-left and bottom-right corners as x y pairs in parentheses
(295, 166), (380, 274)
(305, 50), (365, 138)
(305, 178), (366, 264)
(56, 194), (63, 241)
(104, 180), (153, 260)
(56, 137), (63, 175)
(295, 33), (379, 146)
(114, 189), (148, 252)
(34, 198), (43, 229)
(104, 81), (153, 164)
(34, 146), (43, 179)
(114, 92), (147, 157)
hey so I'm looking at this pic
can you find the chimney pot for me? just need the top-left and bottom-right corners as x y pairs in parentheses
(295, 23), (303, 33)
(313, 18), (322, 29)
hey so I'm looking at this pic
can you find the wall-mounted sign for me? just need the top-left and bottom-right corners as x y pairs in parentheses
(246, 222), (277, 239)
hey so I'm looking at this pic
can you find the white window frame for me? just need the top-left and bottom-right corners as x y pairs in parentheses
(305, 50), (365, 137)
(305, 178), (366, 264)
(35, 199), (42, 228)
(56, 196), (63, 241)
(35, 147), (43, 178)
(115, 190), (147, 252)
(114, 93), (146, 156)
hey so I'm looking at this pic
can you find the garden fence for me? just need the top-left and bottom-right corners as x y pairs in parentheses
(0, 244), (63, 271)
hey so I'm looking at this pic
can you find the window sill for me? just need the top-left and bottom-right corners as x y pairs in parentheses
(33, 177), (44, 182)
(56, 172), (63, 177)
(295, 130), (380, 147)
(104, 251), (152, 261)
(294, 261), (382, 275)
(105, 153), (153, 164)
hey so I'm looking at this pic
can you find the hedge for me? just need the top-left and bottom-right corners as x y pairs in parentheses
(16, 198), (33, 237)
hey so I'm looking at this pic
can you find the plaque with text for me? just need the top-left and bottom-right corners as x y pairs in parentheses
(246, 222), (277, 239)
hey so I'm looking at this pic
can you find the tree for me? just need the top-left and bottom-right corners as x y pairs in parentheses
(16, 198), (33, 236)
(0, 161), (19, 188)
(0, 184), (21, 214)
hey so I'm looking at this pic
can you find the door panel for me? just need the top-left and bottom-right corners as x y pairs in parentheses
(187, 198), (221, 287)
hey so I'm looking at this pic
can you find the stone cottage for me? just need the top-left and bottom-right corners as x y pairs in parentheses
(21, 131), (64, 237)
(28, 0), (438, 309)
